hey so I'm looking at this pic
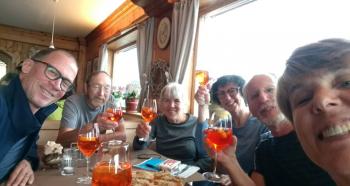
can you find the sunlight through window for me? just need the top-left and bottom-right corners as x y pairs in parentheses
(197, 0), (350, 81)
(112, 46), (140, 90)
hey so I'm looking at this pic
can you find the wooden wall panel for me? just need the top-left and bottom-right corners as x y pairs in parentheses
(0, 24), (84, 92)
(0, 25), (79, 51)
(85, 0), (146, 61)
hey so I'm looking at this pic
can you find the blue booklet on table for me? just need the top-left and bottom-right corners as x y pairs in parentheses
(133, 157), (164, 171)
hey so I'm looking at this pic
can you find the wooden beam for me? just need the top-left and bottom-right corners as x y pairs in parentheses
(76, 37), (87, 94)
(131, 0), (173, 16)
(0, 24), (79, 51)
(85, 0), (147, 61)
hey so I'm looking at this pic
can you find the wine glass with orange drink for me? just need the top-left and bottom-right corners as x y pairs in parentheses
(77, 123), (101, 184)
(195, 70), (209, 87)
(106, 99), (123, 130)
(139, 98), (157, 141)
(203, 112), (233, 183)
(195, 70), (210, 107)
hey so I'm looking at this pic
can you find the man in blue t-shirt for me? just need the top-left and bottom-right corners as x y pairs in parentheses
(211, 74), (335, 186)
(0, 48), (78, 185)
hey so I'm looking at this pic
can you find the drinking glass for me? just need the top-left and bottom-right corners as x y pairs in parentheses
(195, 70), (209, 87)
(139, 98), (157, 141)
(77, 123), (101, 184)
(106, 99), (123, 130)
(203, 112), (233, 183)
(92, 141), (131, 186)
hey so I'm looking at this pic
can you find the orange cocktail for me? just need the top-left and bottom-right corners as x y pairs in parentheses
(141, 107), (157, 123)
(195, 70), (209, 86)
(204, 127), (233, 152)
(92, 162), (132, 186)
(106, 108), (123, 122)
(77, 136), (100, 157)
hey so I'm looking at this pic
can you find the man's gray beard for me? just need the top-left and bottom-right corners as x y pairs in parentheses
(264, 113), (287, 127)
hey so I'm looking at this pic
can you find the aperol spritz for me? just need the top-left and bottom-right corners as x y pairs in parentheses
(77, 123), (100, 184)
(203, 113), (232, 183)
(140, 98), (157, 141)
(106, 99), (123, 123)
(195, 70), (209, 86)
(92, 141), (131, 186)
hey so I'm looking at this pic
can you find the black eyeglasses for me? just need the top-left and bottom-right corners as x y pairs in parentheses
(216, 87), (240, 98)
(31, 58), (74, 91)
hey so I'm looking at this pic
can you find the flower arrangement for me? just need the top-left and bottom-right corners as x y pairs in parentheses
(111, 83), (141, 101)
(42, 141), (63, 167)
(44, 141), (63, 155)
(124, 82), (141, 100)
(111, 86), (125, 100)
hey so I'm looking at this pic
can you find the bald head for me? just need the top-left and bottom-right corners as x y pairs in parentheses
(244, 74), (285, 126)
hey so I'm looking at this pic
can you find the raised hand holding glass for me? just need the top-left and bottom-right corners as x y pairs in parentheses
(106, 99), (123, 126)
(203, 112), (233, 183)
(139, 98), (157, 141)
(195, 70), (209, 87)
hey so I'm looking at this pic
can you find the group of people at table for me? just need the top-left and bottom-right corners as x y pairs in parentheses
(0, 38), (349, 186)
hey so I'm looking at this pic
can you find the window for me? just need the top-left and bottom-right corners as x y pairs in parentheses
(0, 61), (6, 79)
(196, 0), (350, 81)
(111, 45), (140, 95)
(112, 45), (139, 88)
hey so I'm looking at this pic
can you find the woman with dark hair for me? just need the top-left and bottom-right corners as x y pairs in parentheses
(210, 75), (268, 174)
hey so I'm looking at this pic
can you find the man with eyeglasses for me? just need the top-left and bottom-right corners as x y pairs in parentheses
(208, 75), (268, 175)
(0, 48), (78, 185)
(210, 74), (335, 186)
(56, 71), (126, 147)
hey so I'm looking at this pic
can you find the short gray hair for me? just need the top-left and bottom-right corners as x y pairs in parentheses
(160, 82), (187, 103)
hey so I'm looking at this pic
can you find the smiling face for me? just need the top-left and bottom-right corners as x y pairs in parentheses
(159, 83), (187, 123)
(160, 96), (184, 122)
(288, 58), (350, 180)
(20, 50), (78, 113)
(85, 72), (112, 109)
(245, 75), (284, 126)
(216, 82), (245, 115)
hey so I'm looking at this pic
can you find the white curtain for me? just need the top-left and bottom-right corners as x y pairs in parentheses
(98, 44), (108, 71)
(137, 17), (155, 110)
(169, 0), (199, 83)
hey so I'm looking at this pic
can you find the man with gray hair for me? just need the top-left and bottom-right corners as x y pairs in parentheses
(56, 71), (126, 147)
(208, 73), (335, 186)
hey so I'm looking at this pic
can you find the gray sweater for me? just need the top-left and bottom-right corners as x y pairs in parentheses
(133, 114), (212, 172)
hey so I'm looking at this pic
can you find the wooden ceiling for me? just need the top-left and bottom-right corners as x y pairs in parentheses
(131, 0), (173, 17)
(131, 0), (238, 17)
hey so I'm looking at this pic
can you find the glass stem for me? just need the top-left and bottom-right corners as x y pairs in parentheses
(86, 157), (90, 177)
(213, 152), (218, 175)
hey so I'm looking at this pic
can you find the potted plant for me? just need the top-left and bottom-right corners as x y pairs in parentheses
(124, 83), (140, 113)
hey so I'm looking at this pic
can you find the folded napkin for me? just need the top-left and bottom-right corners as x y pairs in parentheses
(133, 157), (200, 178)
(173, 164), (200, 178)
